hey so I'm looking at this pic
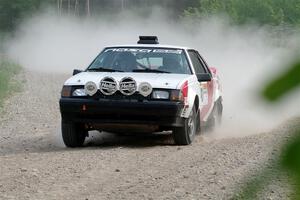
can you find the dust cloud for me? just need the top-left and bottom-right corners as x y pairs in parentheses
(5, 8), (300, 138)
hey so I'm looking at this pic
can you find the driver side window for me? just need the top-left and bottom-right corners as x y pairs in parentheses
(188, 50), (206, 74)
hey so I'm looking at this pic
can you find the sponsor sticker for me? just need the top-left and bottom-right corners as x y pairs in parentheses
(104, 48), (182, 54)
(181, 107), (188, 117)
(99, 77), (117, 95)
(200, 83), (208, 105)
(119, 77), (137, 96)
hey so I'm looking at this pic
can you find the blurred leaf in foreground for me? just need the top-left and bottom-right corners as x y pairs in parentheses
(281, 128), (300, 199)
(232, 161), (280, 200)
(262, 57), (300, 198)
(263, 61), (300, 101)
(234, 58), (300, 199)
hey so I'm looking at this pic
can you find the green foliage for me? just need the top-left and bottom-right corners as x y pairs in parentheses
(0, 57), (21, 108)
(282, 132), (300, 173)
(232, 161), (282, 200)
(183, 0), (300, 26)
(234, 57), (300, 198)
(233, 127), (300, 199)
(2, 0), (300, 33)
(281, 129), (300, 199)
(0, 32), (8, 52)
(263, 61), (300, 102)
(259, 19), (300, 198)
(0, 0), (54, 32)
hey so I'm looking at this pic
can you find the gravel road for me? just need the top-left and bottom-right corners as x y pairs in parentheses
(0, 70), (297, 200)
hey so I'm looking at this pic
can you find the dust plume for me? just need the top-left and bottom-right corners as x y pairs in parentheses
(5, 8), (300, 138)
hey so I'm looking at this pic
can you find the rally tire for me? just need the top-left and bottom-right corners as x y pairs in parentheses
(173, 106), (198, 145)
(61, 121), (86, 148)
(206, 99), (223, 131)
(216, 99), (223, 124)
(195, 108), (201, 135)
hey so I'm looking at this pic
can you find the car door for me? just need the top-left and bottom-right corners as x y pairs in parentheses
(187, 50), (214, 121)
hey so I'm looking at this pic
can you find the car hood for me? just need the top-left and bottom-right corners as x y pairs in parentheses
(64, 72), (192, 89)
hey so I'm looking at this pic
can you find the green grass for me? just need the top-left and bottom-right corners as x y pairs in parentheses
(0, 57), (21, 109)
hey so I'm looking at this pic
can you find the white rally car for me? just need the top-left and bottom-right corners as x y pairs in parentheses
(60, 36), (223, 147)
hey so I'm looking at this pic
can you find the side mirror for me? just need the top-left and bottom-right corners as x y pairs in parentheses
(73, 69), (83, 75)
(196, 73), (212, 82)
(209, 67), (217, 75)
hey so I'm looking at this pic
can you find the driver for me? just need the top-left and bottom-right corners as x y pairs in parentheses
(159, 55), (182, 73)
(114, 52), (137, 72)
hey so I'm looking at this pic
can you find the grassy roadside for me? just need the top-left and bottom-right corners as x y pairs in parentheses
(0, 57), (22, 109)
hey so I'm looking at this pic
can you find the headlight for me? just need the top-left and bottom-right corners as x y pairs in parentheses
(72, 88), (87, 96)
(61, 86), (72, 97)
(138, 82), (152, 97)
(85, 81), (98, 96)
(152, 90), (169, 99)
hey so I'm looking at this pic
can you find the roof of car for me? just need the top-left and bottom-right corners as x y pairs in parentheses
(105, 44), (192, 50)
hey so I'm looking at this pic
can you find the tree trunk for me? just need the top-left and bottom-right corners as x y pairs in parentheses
(86, 0), (90, 16)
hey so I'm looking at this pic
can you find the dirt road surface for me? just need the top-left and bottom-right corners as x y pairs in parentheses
(0, 70), (297, 200)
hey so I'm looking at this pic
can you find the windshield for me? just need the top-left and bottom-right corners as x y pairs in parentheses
(87, 47), (191, 74)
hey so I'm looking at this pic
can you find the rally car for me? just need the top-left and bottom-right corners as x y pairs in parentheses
(59, 36), (223, 147)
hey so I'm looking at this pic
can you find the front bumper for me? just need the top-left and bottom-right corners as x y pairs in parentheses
(59, 98), (185, 128)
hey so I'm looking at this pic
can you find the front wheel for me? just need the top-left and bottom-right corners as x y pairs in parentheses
(173, 106), (198, 145)
(61, 121), (87, 148)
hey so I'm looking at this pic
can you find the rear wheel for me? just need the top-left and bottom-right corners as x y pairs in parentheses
(61, 121), (87, 148)
(206, 99), (223, 131)
(173, 106), (198, 145)
(195, 108), (201, 135)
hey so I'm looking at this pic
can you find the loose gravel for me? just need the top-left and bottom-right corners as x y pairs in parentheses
(0, 70), (297, 200)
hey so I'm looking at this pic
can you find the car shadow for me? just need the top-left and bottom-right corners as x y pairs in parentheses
(83, 131), (175, 148)
(0, 131), (175, 156)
